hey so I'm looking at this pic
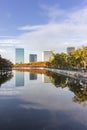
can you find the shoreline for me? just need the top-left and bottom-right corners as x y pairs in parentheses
(13, 67), (87, 78)
(45, 68), (87, 79)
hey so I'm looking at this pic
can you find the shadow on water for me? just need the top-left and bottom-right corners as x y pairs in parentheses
(0, 71), (13, 86)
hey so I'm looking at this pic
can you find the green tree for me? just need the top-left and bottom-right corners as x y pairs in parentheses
(49, 52), (67, 68)
(0, 55), (13, 70)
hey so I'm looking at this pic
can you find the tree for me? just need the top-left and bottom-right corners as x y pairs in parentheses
(48, 46), (87, 69)
(49, 52), (67, 68)
(0, 55), (13, 70)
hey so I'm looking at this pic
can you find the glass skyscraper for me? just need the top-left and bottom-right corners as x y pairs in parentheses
(29, 54), (37, 62)
(15, 48), (24, 64)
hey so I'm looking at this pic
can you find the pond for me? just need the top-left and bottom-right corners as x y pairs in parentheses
(0, 69), (87, 130)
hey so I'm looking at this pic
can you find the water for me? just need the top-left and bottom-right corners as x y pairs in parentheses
(0, 70), (87, 130)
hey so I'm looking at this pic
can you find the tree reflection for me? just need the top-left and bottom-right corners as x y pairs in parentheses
(67, 78), (87, 103)
(45, 71), (87, 103)
(0, 71), (13, 86)
(46, 71), (67, 88)
(10, 68), (87, 104)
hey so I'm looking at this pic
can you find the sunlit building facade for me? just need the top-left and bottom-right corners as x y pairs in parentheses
(42, 51), (53, 61)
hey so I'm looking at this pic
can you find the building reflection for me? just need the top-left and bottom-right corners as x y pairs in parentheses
(29, 73), (37, 80)
(42, 74), (51, 83)
(15, 71), (24, 87)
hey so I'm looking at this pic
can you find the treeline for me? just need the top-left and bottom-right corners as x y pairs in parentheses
(0, 55), (13, 70)
(47, 46), (87, 69)
(14, 61), (47, 67)
(14, 46), (87, 69)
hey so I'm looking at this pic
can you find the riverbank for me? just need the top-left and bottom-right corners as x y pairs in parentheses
(45, 68), (87, 79)
(13, 67), (87, 79)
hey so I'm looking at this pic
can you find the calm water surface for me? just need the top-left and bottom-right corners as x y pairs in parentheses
(0, 70), (87, 130)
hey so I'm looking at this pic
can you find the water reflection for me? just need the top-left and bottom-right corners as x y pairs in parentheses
(29, 73), (37, 80)
(15, 71), (24, 87)
(0, 71), (13, 86)
(42, 74), (51, 83)
(46, 71), (67, 88)
(0, 69), (87, 130)
(1, 69), (87, 104)
(46, 71), (87, 103)
(67, 78), (87, 103)
(14, 69), (87, 103)
(1, 97), (87, 130)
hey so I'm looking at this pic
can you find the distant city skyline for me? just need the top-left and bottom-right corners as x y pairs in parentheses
(0, 46), (83, 63)
(0, 0), (87, 62)
(15, 48), (52, 63)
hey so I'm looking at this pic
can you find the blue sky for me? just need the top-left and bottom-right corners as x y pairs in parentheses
(0, 0), (87, 62)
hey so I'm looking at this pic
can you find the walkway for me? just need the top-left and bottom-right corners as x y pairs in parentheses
(45, 68), (87, 79)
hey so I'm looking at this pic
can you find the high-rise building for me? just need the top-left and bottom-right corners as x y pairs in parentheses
(42, 51), (53, 61)
(29, 54), (37, 62)
(67, 47), (75, 54)
(15, 48), (24, 64)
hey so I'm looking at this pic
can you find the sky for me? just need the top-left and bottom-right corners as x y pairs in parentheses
(0, 0), (87, 63)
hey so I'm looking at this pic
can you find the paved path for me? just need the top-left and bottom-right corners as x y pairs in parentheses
(45, 68), (87, 79)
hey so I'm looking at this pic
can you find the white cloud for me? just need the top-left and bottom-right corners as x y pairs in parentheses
(0, 48), (15, 62)
(0, 38), (21, 63)
(0, 49), (7, 53)
(40, 4), (65, 22)
(17, 22), (87, 52)
(1, 5), (87, 62)
(65, 6), (87, 25)
(18, 25), (44, 31)
(0, 38), (20, 44)
(16, 5), (87, 62)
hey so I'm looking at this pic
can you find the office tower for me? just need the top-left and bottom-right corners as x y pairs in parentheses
(15, 48), (24, 64)
(67, 47), (75, 54)
(29, 54), (37, 62)
(15, 71), (24, 87)
(42, 51), (53, 61)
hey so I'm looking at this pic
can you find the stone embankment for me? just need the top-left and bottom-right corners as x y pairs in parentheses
(45, 68), (87, 79)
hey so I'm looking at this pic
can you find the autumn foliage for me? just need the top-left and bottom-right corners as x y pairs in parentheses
(14, 61), (48, 67)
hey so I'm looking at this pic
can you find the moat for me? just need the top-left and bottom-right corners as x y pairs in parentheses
(0, 69), (87, 130)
